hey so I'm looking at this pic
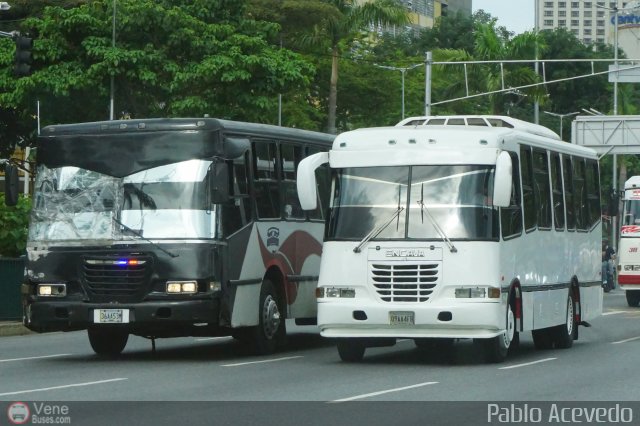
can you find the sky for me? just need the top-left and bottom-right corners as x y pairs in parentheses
(473, 0), (535, 35)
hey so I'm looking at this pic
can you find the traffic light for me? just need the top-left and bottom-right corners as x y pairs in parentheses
(14, 35), (33, 77)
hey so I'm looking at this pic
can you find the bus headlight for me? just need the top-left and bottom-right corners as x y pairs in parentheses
(317, 287), (355, 298)
(166, 281), (198, 294)
(37, 284), (66, 297)
(455, 286), (499, 299)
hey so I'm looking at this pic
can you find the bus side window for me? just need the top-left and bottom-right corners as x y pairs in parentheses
(563, 156), (575, 231)
(252, 140), (280, 219)
(280, 143), (305, 220)
(501, 151), (523, 239)
(573, 158), (587, 231)
(532, 149), (552, 229)
(550, 153), (565, 230)
(221, 153), (251, 236)
(520, 145), (537, 232)
(585, 158), (600, 228)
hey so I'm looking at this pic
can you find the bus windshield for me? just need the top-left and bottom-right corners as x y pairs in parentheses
(327, 165), (499, 241)
(29, 159), (216, 242)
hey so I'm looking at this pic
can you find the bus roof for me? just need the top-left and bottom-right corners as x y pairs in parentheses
(330, 120), (597, 167)
(396, 115), (561, 140)
(40, 117), (335, 146)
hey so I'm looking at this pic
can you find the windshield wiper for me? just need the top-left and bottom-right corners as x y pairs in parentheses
(354, 185), (404, 254)
(353, 206), (405, 253)
(113, 217), (179, 258)
(418, 183), (457, 253)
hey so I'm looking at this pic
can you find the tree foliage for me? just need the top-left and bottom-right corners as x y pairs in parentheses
(0, 0), (318, 156)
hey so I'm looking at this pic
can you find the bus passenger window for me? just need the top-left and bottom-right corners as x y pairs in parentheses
(253, 141), (280, 219)
(281, 144), (304, 220)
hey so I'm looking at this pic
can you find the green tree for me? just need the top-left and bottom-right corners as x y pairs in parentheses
(433, 24), (547, 116)
(0, 0), (318, 156)
(297, 0), (409, 133)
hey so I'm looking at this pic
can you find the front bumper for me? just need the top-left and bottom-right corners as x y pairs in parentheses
(24, 299), (220, 337)
(317, 300), (505, 339)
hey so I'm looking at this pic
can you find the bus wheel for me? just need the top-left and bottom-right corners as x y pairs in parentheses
(252, 279), (286, 355)
(552, 291), (577, 349)
(337, 339), (365, 362)
(479, 303), (515, 363)
(626, 291), (640, 307)
(88, 327), (128, 357)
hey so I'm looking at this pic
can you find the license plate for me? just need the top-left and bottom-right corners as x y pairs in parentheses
(389, 311), (414, 326)
(93, 309), (130, 324)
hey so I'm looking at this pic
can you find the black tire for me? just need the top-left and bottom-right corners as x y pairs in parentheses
(88, 327), (128, 357)
(478, 302), (516, 363)
(245, 279), (286, 355)
(337, 339), (365, 362)
(626, 291), (640, 307)
(553, 291), (577, 349)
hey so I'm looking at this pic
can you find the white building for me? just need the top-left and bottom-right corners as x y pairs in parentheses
(535, 1), (639, 56)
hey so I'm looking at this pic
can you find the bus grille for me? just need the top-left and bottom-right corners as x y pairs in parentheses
(82, 256), (151, 296)
(370, 263), (439, 302)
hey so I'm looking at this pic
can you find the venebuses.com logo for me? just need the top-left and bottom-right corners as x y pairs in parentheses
(7, 402), (30, 425)
(6, 401), (71, 424)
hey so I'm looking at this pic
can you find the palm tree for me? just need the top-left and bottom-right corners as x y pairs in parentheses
(299, 0), (409, 133)
(436, 24), (548, 115)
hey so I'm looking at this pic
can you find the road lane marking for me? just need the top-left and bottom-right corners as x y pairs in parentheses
(0, 378), (128, 397)
(499, 357), (557, 370)
(195, 337), (232, 342)
(612, 335), (640, 345)
(603, 311), (626, 316)
(221, 356), (303, 367)
(331, 381), (439, 402)
(0, 354), (71, 363)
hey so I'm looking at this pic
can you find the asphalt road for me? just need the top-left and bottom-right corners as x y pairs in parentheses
(1, 291), (639, 425)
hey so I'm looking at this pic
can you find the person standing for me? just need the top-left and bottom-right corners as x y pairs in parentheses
(602, 239), (616, 291)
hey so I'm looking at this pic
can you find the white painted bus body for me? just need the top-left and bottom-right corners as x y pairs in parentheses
(305, 121), (602, 350)
(617, 176), (640, 306)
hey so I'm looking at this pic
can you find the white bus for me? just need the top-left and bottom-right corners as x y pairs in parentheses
(618, 176), (640, 307)
(5, 118), (334, 356)
(297, 115), (602, 363)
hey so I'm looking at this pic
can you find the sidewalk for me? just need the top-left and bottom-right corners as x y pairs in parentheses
(0, 321), (32, 337)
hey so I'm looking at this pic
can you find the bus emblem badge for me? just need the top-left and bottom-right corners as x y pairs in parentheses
(385, 249), (425, 258)
(267, 227), (280, 247)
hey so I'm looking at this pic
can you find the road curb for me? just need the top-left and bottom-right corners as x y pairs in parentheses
(0, 322), (32, 337)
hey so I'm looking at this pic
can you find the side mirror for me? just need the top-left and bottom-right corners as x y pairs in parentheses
(493, 151), (513, 208)
(297, 152), (329, 210)
(210, 161), (229, 204)
(4, 163), (19, 206)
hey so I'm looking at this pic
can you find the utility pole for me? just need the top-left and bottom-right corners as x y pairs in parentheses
(374, 63), (421, 120)
(109, 0), (116, 120)
(425, 51), (432, 116)
(542, 111), (579, 141)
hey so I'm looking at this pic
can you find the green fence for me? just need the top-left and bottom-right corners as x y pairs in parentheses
(0, 257), (24, 321)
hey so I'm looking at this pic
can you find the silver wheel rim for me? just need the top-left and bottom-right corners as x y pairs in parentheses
(262, 295), (281, 340)
(566, 296), (574, 335)
(502, 307), (515, 349)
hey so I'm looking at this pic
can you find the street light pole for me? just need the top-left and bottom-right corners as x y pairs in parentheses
(374, 62), (421, 120)
(542, 111), (579, 141)
(109, 0), (116, 120)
